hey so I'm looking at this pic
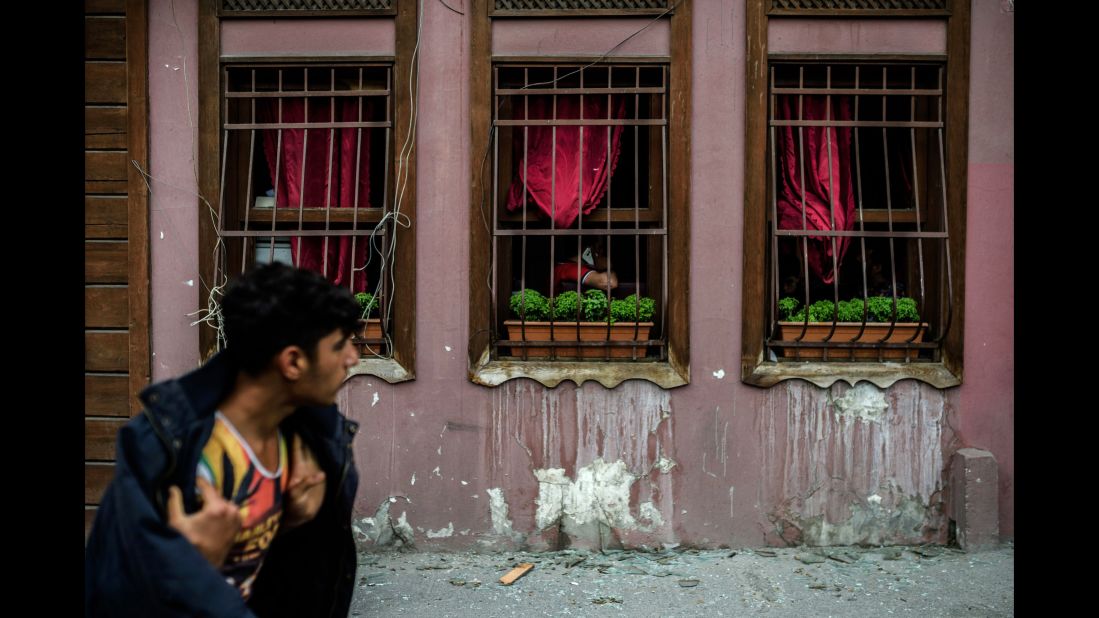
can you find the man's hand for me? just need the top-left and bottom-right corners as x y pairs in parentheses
(282, 433), (327, 531)
(167, 478), (242, 568)
(585, 270), (618, 291)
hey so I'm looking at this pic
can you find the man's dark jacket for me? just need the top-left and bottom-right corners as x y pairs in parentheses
(84, 352), (360, 617)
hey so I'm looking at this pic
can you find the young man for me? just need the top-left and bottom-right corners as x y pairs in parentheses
(85, 263), (363, 618)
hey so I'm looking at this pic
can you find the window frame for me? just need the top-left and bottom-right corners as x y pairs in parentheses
(740, 0), (969, 389)
(467, 0), (691, 389)
(198, 0), (418, 383)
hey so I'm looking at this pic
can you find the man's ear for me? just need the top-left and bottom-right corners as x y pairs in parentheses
(275, 345), (309, 381)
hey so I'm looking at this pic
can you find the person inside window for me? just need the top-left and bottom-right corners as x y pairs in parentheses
(551, 236), (618, 295)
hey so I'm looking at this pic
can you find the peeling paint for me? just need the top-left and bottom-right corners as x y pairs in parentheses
(729, 486), (735, 518)
(460, 480), (468, 486)
(184, 279), (193, 286)
(760, 380), (946, 546)
(431, 466), (441, 478)
(831, 382), (889, 423)
(371, 392), (380, 407)
(638, 501), (665, 530)
(487, 487), (521, 539)
(410, 473), (416, 486)
(653, 456), (677, 474)
(356, 497), (415, 548)
(534, 459), (638, 533)
(712, 369), (725, 379)
(395, 511), (414, 543)
(425, 522), (454, 538)
(445, 345), (452, 352)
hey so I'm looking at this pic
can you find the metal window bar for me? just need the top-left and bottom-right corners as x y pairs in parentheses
(493, 63), (669, 361)
(766, 62), (950, 362)
(216, 63), (394, 357)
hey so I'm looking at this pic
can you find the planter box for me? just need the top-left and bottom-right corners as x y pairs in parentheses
(503, 320), (654, 359)
(776, 321), (927, 360)
(353, 318), (383, 353)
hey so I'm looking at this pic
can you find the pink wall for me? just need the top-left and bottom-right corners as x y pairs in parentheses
(145, 0), (1013, 547)
(492, 18), (669, 56)
(960, 0), (1014, 538)
(149, 0), (201, 380)
(769, 18), (946, 55)
(221, 18), (395, 56)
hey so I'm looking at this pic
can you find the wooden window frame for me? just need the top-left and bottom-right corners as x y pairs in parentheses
(198, 0), (417, 383)
(740, 0), (969, 389)
(467, 0), (691, 389)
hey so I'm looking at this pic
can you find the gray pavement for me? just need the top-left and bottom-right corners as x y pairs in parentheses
(349, 543), (1013, 617)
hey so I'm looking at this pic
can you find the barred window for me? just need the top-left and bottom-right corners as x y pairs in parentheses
(490, 63), (669, 362)
(216, 63), (399, 359)
(765, 62), (953, 364)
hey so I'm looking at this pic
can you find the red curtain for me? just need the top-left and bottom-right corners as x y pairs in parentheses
(260, 98), (371, 293)
(505, 95), (626, 229)
(775, 95), (855, 285)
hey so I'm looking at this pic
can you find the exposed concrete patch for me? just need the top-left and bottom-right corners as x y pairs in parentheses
(355, 497), (415, 549)
(426, 522), (454, 538)
(487, 487), (522, 539)
(638, 501), (665, 530)
(395, 512), (415, 544)
(653, 456), (677, 474)
(831, 381), (889, 423)
(534, 459), (639, 535)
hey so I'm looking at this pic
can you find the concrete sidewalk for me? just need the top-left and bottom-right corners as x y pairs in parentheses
(350, 543), (1013, 617)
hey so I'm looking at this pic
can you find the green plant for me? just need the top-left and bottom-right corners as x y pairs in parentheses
(836, 299), (867, 322)
(509, 289), (552, 321)
(610, 294), (656, 322)
(790, 299), (835, 323)
(552, 290), (582, 321)
(582, 289), (610, 322)
(355, 292), (379, 318)
(866, 296), (919, 323)
(779, 296), (920, 323)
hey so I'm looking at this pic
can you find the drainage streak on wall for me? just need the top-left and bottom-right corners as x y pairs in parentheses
(758, 380), (951, 547)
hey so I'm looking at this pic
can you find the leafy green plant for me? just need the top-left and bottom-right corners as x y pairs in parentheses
(509, 289), (551, 321)
(551, 290), (582, 321)
(866, 296), (919, 323)
(355, 292), (379, 318)
(790, 299), (835, 323)
(836, 299), (867, 322)
(582, 289), (610, 322)
(777, 297), (800, 321)
(610, 294), (656, 323)
(779, 296), (920, 323)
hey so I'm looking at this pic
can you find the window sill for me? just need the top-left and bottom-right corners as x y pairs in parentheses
(470, 352), (689, 389)
(741, 360), (961, 389)
(348, 357), (414, 384)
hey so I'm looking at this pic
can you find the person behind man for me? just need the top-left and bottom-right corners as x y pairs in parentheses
(550, 236), (618, 294)
(85, 263), (363, 618)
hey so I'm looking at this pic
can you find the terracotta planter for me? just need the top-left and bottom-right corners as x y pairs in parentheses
(353, 318), (383, 353)
(503, 320), (654, 359)
(776, 322), (927, 360)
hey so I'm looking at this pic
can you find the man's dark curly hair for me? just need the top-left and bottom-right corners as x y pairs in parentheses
(220, 263), (361, 375)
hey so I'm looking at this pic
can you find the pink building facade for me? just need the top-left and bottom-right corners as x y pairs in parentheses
(145, 0), (1012, 549)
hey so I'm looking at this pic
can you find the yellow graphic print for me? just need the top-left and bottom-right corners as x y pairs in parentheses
(197, 413), (289, 599)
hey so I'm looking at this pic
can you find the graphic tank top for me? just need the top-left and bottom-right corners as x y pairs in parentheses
(196, 412), (289, 600)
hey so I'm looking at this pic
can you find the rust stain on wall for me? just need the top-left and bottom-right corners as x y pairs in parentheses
(758, 380), (948, 546)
